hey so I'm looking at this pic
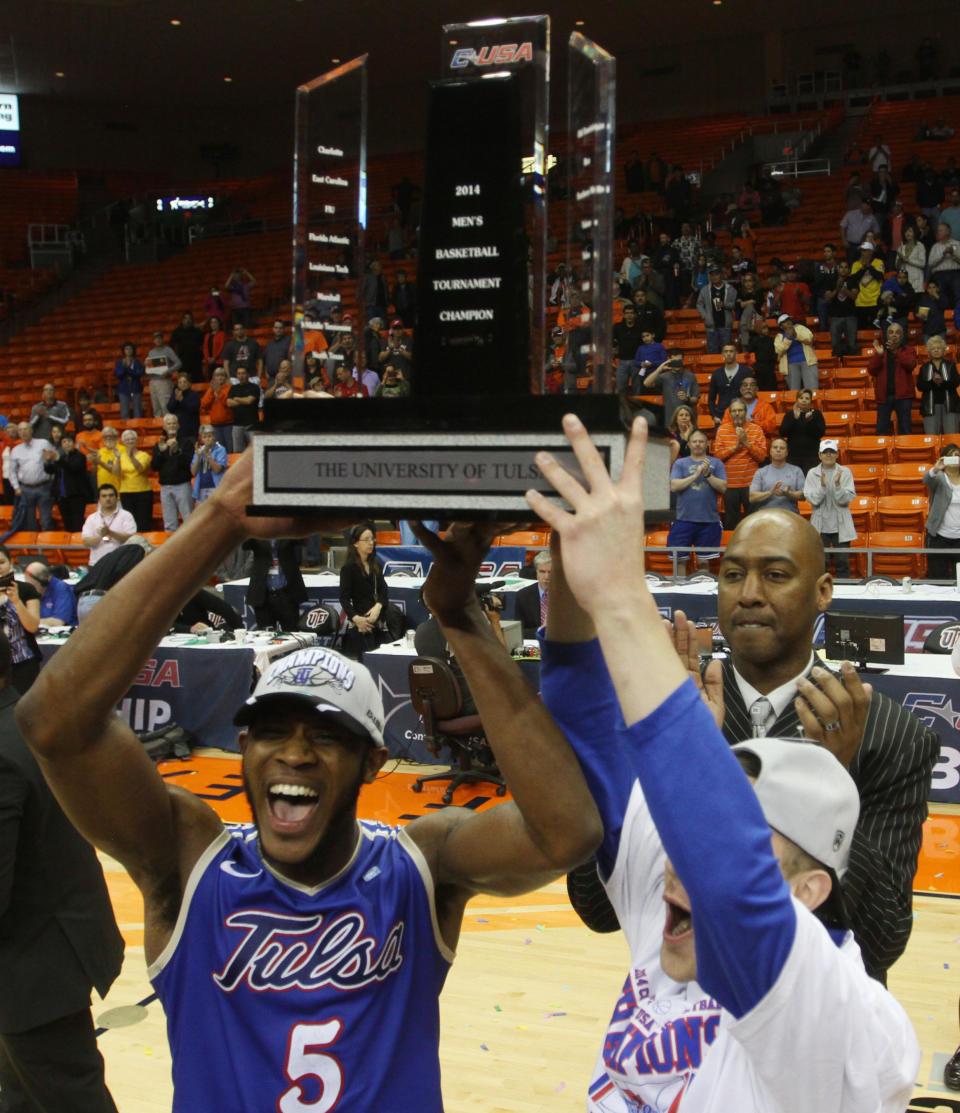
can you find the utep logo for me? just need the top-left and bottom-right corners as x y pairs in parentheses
(450, 42), (534, 69)
(268, 649), (356, 693)
(214, 909), (404, 993)
(903, 691), (960, 731)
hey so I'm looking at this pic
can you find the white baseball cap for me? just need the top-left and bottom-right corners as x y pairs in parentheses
(732, 737), (859, 876)
(776, 313), (792, 324)
(819, 438), (839, 453)
(858, 240), (875, 250)
(234, 647), (386, 747)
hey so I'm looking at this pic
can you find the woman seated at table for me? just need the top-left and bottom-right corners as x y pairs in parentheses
(924, 443), (960, 579)
(339, 524), (404, 658)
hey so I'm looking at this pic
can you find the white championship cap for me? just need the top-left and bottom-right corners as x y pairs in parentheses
(819, 438), (839, 453)
(732, 737), (860, 876)
(234, 647), (386, 748)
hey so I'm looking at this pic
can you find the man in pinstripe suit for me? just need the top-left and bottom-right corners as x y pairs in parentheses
(567, 507), (940, 984)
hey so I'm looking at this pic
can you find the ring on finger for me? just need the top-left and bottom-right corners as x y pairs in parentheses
(823, 720), (841, 732)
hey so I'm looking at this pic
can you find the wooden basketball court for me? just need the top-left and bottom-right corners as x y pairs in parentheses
(90, 754), (960, 1111)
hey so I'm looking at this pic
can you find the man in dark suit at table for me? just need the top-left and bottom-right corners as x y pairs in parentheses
(0, 629), (124, 1110)
(516, 551), (551, 638)
(566, 507), (941, 983)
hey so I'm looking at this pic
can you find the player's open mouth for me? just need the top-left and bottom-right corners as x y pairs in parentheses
(267, 783), (320, 831)
(663, 898), (693, 940)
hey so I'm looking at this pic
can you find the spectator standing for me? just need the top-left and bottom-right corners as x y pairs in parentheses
(244, 539), (307, 632)
(738, 376), (778, 443)
(824, 260), (860, 356)
(924, 445), (960, 579)
(361, 259), (388, 321)
(227, 366), (261, 452)
(850, 243), (885, 327)
(0, 627), (122, 1110)
(917, 163), (945, 225)
(201, 316), (226, 379)
(941, 188), (960, 240)
(167, 371), (201, 440)
(200, 367), (233, 450)
(778, 266), (811, 321)
(108, 430), (153, 532)
(151, 414), (195, 532)
(113, 341), (144, 419)
(746, 319), (778, 390)
(803, 439), (856, 577)
(707, 343), (750, 425)
(642, 353), (699, 423)
(868, 322), (917, 434)
(840, 202), (880, 261)
(9, 422), (54, 532)
(225, 267), (256, 328)
(81, 484), (136, 567)
(632, 329), (668, 388)
(896, 224), (927, 294)
(619, 241), (646, 291)
(374, 364), (410, 398)
(23, 562), (78, 627)
(916, 279), (947, 342)
(201, 284), (226, 326)
(774, 314), (819, 390)
(749, 436), (806, 512)
(29, 383), (71, 441)
(190, 426), (228, 504)
(917, 335), (960, 434)
(220, 322), (263, 383)
(630, 289), (665, 343)
(735, 272), (761, 347)
(868, 133), (892, 173)
(928, 223), (960, 308)
(666, 429), (727, 576)
(170, 310), (205, 383)
(263, 319), (291, 383)
(93, 427), (121, 494)
(391, 268), (417, 327)
(43, 431), (88, 531)
(669, 404), (698, 459)
(612, 303), (646, 392)
(696, 266), (737, 352)
(145, 329), (182, 418)
(713, 399), (767, 528)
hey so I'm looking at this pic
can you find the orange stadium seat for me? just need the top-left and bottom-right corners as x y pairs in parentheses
(375, 531), (402, 547)
(866, 532), (925, 578)
(848, 496), (877, 534)
(498, 530), (550, 548)
(845, 436), (892, 465)
(819, 389), (863, 412)
(883, 463), (930, 496)
(644, 530), (675, 575)
(893, 435), (940, 464)
(846, 464), (885, 497)
(876, 495), (929, 532)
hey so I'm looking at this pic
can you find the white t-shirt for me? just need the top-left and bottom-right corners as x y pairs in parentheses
(587, 781), (919, 1113)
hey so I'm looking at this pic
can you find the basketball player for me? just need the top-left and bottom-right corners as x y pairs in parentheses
(15, 451), (602, 1112)
(526, 415), (919, 1112)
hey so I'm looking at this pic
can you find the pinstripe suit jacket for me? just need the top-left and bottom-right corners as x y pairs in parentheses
(721, 657), (941, 981)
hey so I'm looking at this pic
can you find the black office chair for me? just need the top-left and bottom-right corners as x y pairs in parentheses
(923, 621), (960, 654)
(407, 656), (507, 804)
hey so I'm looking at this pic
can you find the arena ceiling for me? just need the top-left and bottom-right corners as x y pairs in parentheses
(1, 0), (953, 111)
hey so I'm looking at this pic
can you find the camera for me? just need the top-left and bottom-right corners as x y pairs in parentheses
(0, 573), (14, 589)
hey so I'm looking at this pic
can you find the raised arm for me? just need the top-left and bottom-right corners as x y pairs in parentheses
(403, 522), (602, 914)
(526, 416), (798, 1018)
(15, 453), (339, 894)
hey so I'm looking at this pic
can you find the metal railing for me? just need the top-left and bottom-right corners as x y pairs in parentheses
(697, 114), (827, 179)
(765, 156), (832, 178)
(645, 543), (952, 582)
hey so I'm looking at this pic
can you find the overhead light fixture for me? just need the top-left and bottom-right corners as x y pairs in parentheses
(54, 71), (65, 77)
(170, 18), (181, 26)
(223, 76), (233, 83)
(331, 57), (340, 64)
(575, 19), (584, 25)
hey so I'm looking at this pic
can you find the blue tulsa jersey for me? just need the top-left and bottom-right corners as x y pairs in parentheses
(149, 820), (454, 1112)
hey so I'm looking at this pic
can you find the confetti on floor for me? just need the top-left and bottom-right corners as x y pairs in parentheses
(494, 1005), (502, 1012)
(555, 1082), (566, 1092)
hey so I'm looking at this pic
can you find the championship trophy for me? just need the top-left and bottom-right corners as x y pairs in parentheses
(252, 20), (670, 521)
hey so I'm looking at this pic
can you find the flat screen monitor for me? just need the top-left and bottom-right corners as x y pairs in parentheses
(823, 610), (904, 673)
(0, 93), (20, 168)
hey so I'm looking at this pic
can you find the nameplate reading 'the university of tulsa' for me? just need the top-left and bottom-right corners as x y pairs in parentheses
(252, 430), (632, 516)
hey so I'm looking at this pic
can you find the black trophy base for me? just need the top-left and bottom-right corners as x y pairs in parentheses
(249, 393), (672, 523)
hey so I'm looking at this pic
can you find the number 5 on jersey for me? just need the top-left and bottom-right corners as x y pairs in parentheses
(278, 1019), (344, 1112)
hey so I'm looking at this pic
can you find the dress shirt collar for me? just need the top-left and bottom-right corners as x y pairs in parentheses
(732, 651), (815, 726)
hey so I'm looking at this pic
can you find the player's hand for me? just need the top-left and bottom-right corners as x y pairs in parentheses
(526, 414), (647, 618)
(795, 661), (871, 767)
(665, 609), (724, 728)
(410, 520), (515, 626)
